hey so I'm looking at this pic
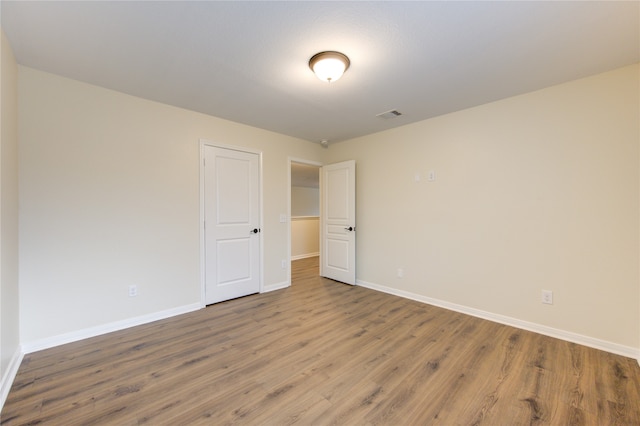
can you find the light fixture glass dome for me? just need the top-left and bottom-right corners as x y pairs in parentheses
(309, 51), (350, 83)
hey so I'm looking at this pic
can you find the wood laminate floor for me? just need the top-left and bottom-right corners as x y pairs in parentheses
(3, 256), (640, 425)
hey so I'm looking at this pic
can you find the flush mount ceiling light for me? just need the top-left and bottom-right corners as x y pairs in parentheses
(309, 51), (350, 83)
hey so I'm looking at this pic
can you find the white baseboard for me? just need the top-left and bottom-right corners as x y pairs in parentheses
(291, 253), (319, 261)
(262, 280), (290, 293)
(356, 279), (640, 361)
(21, 303), (202, 354)
(1, 347), (24, 411)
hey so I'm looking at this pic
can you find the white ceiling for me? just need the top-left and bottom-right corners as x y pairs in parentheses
(2, 1), (638, 145)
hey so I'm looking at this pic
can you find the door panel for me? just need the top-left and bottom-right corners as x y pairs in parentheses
(217, 158), (251, 223)
(205, 146), (260, 304)
(216, 238), (251, 284)
(326, 239), (349, 270)
(321, 160), (356, 284)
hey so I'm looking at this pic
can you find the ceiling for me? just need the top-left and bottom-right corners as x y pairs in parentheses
(2, 1), (638, 145)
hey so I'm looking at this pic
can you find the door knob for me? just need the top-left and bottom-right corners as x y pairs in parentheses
(250, 228), (260, 234)
(344, 226), (354, 231)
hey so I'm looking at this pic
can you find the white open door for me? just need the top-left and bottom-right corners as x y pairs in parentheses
(321, 160), (356, 285)
(204, 145), (261, 304)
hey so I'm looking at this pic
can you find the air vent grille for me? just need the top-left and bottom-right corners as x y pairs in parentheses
(376, 109), (403, 119)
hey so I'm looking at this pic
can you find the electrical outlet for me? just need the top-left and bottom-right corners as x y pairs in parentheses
(428, 170), (436, 181)
(397, 268), (404, 278)
(129, 285), (138, 297)
(281, 260), (287, 269)
(541, 290), (553, 305)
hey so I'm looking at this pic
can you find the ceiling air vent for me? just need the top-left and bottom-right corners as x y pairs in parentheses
(376, 109), (402, 119)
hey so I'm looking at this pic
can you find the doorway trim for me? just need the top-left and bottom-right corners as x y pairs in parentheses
(287, 157), (323, 287)
(200, 139), (264, 307)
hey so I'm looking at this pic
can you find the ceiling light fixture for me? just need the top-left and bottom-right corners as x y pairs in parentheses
(309, 51), (350, 83)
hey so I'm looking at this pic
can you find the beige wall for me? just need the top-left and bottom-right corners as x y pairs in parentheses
(291, 186), (319, 217)
(0, 30), (20, 387)
(291, 186), (320, 259)
(291, 217), (320, 259)
(11, 57), (640, 356)
(18, 67), (324, 343)
(326, 64), (640, 351)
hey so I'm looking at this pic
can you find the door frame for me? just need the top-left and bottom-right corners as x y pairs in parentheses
(287, 157), (323, 286)
(200, 139), (264, 307)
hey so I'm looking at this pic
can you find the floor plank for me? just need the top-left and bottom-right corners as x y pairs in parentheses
(2, 256), (640, 425)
